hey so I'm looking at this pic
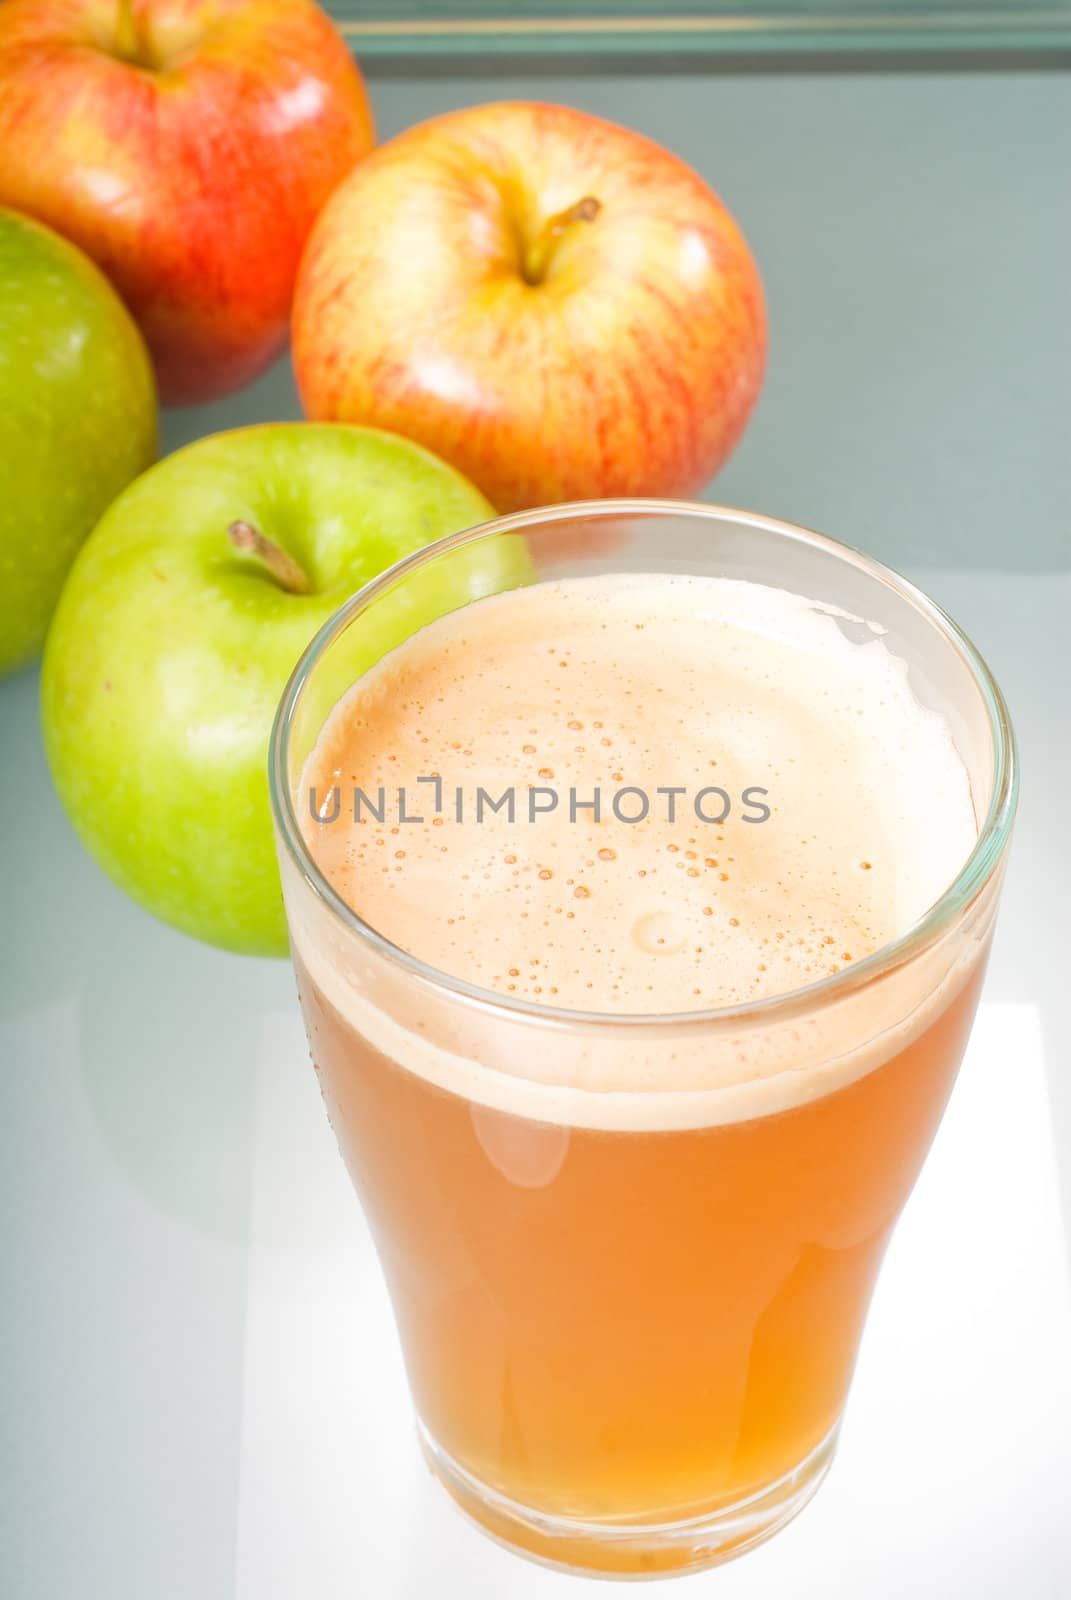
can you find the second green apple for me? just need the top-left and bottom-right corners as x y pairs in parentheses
(0, 207), (156, 675)
(42, 423), (521, 956)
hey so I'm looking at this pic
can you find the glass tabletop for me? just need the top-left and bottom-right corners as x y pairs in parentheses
(2, 58), (1069, 1600)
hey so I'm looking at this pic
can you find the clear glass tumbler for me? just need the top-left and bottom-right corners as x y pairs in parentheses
(269, 501), (1017, 1578)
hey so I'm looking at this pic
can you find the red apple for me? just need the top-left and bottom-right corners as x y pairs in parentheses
(0, 0), (374, 405)
(293, 101), (766, 512)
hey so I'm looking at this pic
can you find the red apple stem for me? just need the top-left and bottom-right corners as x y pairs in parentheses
(227, 520), (312, 596)
(522, 196), (602, 286)
(114, 0), (144, 63)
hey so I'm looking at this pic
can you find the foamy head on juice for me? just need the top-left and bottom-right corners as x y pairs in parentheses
(289, 572), (982, 1131)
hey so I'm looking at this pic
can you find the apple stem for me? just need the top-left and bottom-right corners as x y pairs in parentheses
(522, 196), (602, 286)
(114, 0), (144, 63)
(227, 521), (312, 596)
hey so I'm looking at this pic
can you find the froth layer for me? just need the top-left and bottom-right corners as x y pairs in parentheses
(301, 573), (977, 1015)
(287, 899), (988, 1131)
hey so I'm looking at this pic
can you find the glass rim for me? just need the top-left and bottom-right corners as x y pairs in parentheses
(268, 497), (1018, 1034)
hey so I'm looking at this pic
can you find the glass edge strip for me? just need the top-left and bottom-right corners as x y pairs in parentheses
(333, 9), (1071, 58)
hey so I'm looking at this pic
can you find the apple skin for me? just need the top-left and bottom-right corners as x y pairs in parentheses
(40, 424), (519, 957)
(0, 207), (157, 677)
(0, 0), (374, 406)
(293, 100), (766, 513)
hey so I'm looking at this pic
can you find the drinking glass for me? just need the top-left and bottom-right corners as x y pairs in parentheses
(269, 501), (1017, 1577)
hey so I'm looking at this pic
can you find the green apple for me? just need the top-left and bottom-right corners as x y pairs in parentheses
(0, 207), (156, 675)
(41, 423), (522, 957)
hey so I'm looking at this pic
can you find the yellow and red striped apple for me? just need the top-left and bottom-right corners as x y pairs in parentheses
(293, 101), (766, 512)
(0, 0), (374, 405)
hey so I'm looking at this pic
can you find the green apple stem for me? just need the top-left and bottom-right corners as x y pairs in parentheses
(522, 196), (602, 286)
(227, 520), (312, 595)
